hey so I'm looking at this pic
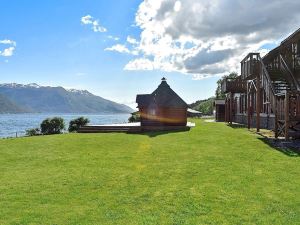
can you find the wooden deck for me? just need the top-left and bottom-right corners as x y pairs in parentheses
(78, 122), (195, 133)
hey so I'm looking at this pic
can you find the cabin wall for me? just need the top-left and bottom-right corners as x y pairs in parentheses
(139, 107), (187, 126)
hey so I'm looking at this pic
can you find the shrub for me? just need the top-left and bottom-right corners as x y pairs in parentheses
(25, 128), (40, 136)
(40, 117), (65, 135)
(128, 111), (141, 123)
(68, 117), (90, 132)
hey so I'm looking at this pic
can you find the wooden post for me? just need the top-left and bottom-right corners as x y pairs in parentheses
(247, 82), (251, 129)
(285, 92), (289, 140)
(250, 54), (253, 76)
(224, 98), (227, 122)
(256, 72), (261, 132)
(230, 92), (233, 124)
(275, 96), (278, 139)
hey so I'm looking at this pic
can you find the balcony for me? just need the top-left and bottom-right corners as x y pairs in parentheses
(241, 53), (260, 80)
(221, 77), (247, 93)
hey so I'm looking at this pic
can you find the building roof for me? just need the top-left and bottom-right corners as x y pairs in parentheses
(136, 94), (152, 106)
(187, 108), (202, 114)
(215, 100), (225, 105)
(136, 78), (188, 108)
(280, 27), (300, 46)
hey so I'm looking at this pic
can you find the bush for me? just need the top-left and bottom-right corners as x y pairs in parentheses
(128, 111), (141, 123)
(40, 117), (65, 135)
(68, 117), (90, 132)
(25, 128), (40, 136)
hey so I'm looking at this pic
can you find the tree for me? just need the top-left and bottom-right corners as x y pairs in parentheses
(40, 117), (65, 135)
(215, 72), (238, 99)
(68, 117), (90, 132)
(128, 111), (141, 123)
(25, 128), (40, 136)
(189, 97), (215, 115)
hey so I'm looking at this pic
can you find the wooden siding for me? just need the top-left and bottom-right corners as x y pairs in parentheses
(139, 107), (187, 126)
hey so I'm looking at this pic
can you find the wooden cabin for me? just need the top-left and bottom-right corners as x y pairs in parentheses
(136, 78), (188, 126)
(221, 28), (300, 139)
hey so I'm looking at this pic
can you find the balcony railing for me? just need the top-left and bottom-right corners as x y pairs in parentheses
(221, 77), (247, 93)
(241, 53), (260, 80)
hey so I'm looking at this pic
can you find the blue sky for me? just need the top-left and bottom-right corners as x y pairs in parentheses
(0, 0), (299, 108)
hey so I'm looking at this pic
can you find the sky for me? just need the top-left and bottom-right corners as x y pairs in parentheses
(0, 0), (300, 108)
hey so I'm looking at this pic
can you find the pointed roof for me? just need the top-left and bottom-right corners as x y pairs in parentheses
(136, 78), (188, 108)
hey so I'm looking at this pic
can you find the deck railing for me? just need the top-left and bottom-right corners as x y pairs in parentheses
(279, 54), (300, 91)
(257, 55), (277, 114)
(221, 78), (247, 93)
(287, 91), (300, 121)
(241, 53), (260, 80)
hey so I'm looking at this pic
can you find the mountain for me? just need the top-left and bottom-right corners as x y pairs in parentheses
(0, 83), (133, 114)
(0, 94), (29, 113)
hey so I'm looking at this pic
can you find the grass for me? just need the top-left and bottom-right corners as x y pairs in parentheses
(0, 119), (299, 225)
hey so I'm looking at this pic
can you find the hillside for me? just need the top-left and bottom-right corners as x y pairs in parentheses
(189, 97), (215, 115)
(0, 83), (133, 114)
(0, 119), (299, 224)
(0, 94), (29, 113)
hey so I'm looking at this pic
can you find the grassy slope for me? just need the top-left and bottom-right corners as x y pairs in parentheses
(0, 119), (299, 225)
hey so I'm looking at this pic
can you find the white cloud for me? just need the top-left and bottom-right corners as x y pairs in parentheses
(119, 0), (300, 79)
(126, 36), (138, 45)
(105, 44), (131, 54)
(173, 0), (181, 12)
(105, 44), (139, 55)
(108, 35), (120, 41)
(124, 58), (154, 70)
(0, 39), (16, 46)
(0, 39), (16, 57)
(0, 47), (15, 57)
(81, 15), (93, 24)
(81, 15), (107, 33)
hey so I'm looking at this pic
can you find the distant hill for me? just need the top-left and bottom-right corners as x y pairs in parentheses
(0, 94), (29, 113)
(0, 83), (133, 114)
(189, 97), (215, 115)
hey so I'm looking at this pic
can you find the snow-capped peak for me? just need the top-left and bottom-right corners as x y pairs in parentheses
(0, 83), (41, 88)
(67, 88), (92, 95)
(0, 83), (92, 96)
(27, 83), (40, 88)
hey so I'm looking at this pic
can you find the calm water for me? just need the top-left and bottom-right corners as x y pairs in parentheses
(0, 113), (131, 138)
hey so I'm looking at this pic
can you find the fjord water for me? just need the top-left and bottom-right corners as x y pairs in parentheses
(0, 113), (131, 138)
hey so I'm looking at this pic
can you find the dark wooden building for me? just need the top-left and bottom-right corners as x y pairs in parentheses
(221, 28), (300, 139)
(214, 100), (225, 122)
(136, 78), (188, 126)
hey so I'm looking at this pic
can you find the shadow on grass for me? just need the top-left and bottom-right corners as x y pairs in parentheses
(257, 137), (300, 157)
(226, 123), (247, 129)
(226, 123), (300, 157)
(132, 128), (190, 138)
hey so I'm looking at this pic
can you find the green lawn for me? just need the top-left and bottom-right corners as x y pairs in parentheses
(0, 119), (299, 225)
